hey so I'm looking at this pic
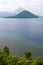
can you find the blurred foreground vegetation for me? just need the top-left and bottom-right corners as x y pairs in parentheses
(0, 46), (43, 65)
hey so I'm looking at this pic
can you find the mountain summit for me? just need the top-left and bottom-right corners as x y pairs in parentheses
(8, 10), (38, 18)
(14, 7), (25, 15)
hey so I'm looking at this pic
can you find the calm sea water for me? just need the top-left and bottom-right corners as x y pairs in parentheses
(0, 18), (43, 57)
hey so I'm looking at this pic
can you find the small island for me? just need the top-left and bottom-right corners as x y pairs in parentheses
(6, 10), (38, 18)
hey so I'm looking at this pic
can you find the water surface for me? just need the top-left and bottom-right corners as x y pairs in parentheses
(0, 18), (43, 57)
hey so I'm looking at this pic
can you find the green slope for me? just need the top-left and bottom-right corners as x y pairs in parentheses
(7, 10), (38, 18)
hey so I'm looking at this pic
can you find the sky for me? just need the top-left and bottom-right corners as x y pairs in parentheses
(0, 0), (43, 16)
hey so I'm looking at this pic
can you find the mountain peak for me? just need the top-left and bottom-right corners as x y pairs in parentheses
(7, 10), (38, 18)
(0, 7), (38, 18)
(14, 7), (25, 15)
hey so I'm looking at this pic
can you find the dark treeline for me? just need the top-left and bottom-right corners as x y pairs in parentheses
(0, 46), (43, 65)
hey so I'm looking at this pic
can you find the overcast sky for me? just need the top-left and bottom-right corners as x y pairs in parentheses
(0, 0), (43, 16)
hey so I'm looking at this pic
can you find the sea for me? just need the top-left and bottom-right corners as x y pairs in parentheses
(0, 18), (43, 57)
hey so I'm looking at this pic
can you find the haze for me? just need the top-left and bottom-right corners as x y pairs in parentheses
(0, 0), (43, 16)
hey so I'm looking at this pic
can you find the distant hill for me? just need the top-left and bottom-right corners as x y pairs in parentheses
(7, 10), (38, 18)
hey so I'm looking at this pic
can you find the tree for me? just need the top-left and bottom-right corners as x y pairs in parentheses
(24, 50), (32, 58)
(3, 46), (9, 56)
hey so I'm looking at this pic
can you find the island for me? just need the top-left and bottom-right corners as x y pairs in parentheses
(6, 10), (38, 18)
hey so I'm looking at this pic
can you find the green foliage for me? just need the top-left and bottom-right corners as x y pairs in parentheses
(3, 46), (9, 56)
(31, 57), (43, 65)
(16, 60), (32, 65)
(36, 57), (43, 65)
(24, 50), (32, 58)
(0, 46), (43, 65)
